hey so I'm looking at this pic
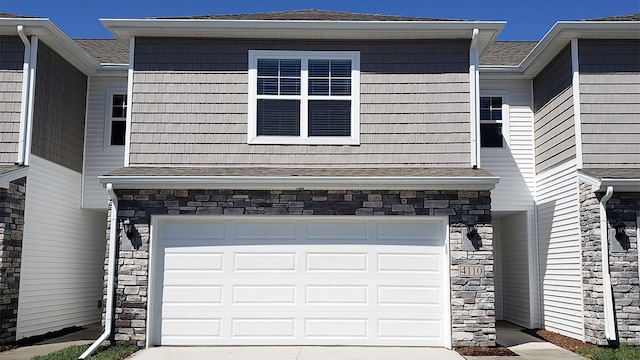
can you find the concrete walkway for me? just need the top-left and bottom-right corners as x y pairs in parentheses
(464, 321), (586, 360)
(0, 323), (101, 360)
(126, 346), (465, 360)
(0, 321), (587, 360)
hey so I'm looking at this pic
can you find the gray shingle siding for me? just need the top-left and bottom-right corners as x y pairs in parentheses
(533, 45), (572, 112)
(0, 36), (24, 165)
(131, 38), (471, 167)
(31, 42), (87, 172)
(579, 40), (640, 168)
(0, 36), (24, 71)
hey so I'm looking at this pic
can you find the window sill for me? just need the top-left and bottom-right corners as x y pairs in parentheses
(248, 136), (360, 146)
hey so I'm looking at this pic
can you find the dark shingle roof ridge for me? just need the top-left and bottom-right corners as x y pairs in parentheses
(583, 13), (640, 21)
(0, 12), (39, 18)
(153, 9), (457, 22)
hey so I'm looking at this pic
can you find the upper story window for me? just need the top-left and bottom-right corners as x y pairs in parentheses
(248, 50), (360, 145)
(107, 93), (127, 146)
(480, 96), (503, 148)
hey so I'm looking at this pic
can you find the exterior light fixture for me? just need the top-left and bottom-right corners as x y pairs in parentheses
(466, 224), (482, 250)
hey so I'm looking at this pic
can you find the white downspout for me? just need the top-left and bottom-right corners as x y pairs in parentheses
(79, 183), (118, 359)
(16, 25), (31, 165)
(599, 186), (617, 342)
(24, 36), (38, 166)
(469, 28), (480, 168)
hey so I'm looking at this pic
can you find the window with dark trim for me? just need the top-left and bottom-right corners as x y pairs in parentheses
(109, 94), (127, 146)
(480, 96), (503, 148)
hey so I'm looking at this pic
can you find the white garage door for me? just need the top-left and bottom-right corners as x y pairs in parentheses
(150, 216), (449, 347)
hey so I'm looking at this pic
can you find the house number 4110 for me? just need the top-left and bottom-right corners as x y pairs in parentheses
(460, 265), (485, 277)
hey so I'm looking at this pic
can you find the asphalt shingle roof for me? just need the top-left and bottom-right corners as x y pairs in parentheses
(585, 13), (640, 21)
(104, 166), (495, 178)
(480, 41), (537, 66)
(0, 12), (37, 18)
(75, 39), (129, 64)
(157, 9), (455, 21)
(580, 168), (640, 180)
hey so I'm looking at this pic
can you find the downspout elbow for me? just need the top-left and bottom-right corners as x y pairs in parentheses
(16, 25), (30, 166)
(79, 184), (119, 359)
(599, 186), (617, 342)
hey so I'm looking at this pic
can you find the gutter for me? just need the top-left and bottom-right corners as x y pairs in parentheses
(599, 186), (617, 343)
(98, 175), (500, 191)
(469, 28), (480, 168)
(16, 25), (31, 165)
(79, 184), (118, 359)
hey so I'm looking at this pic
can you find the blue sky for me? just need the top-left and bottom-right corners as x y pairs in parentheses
(1, 0), (638, 40)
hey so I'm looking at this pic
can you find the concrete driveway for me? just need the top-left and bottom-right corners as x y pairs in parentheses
(126, 346), (465, 360)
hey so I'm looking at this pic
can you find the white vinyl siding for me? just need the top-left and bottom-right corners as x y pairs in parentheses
(481, 81), (536, 211)
(535, 159), (584, 340)
(150, 216), (448, 347)
(498, 212), (531, 327)
(82, 77), (127, 209)
(17, 155), (107, 339)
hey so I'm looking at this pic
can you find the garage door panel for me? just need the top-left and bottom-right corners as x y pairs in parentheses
(377, 253), (441, 272)
(305, 318), (368, 338)
(234, 252), (297, 271)
(306, 252), (368, 271)
(164, 253), (224, 270)
(378, 319), (442, 340)
(153, 217), (448, 346)
(378, 286), (441, 305)
(306, 222), (369, 240)
(232, 319), (296, 338)
(235, 221), (297, 240)
(306, 285), (368, 304)
(233, 285), (296, 304)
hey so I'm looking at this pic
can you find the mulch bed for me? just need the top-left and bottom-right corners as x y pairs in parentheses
(456, 346), (518, 356)
(523, 328), (597, 353)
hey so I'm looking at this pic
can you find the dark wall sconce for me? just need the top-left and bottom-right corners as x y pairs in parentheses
(614, 223), (630, 251)
(121, 219), (142, 250)
(466, 224), (482, 250)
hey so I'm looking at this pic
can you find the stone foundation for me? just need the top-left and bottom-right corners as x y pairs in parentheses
(106, 188), (495, 347)
(0, 178), (27, 345)
(580, 181), (640, 346)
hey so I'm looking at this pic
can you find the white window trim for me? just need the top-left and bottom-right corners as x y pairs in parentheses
(479, 91), (509, 149)
(104, 88), (127, 149)
(247, 50), (360, 145)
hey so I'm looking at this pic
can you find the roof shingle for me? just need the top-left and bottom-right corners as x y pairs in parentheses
(156, 9), (455, 22)
(480, 41), (537, 66)
(75, 39), (129, 64)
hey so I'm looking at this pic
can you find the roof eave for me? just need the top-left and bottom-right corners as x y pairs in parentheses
(577, 172), (640, 192)
(0, 17), (101, 75)
(101, 18), (504, 54)
(0, 166), (29, 189)
(99, 175), (500, 191)
(480, 21), (640, 78)
(522, 21), (639, 77)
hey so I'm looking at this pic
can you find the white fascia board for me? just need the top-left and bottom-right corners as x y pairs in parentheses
(0, 167), (29, 189)
(480, 21), (640, 79)
(0, 18), (101, 75)
(100, 18), (504, 52)
(99, 175), (499, 191)
(577, 172), (640, 192)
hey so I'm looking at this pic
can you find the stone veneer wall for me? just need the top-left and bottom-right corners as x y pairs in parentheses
(580, 181), (640, 346)
(105, 188), (494, 347)
(0, 178), (26, 345)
